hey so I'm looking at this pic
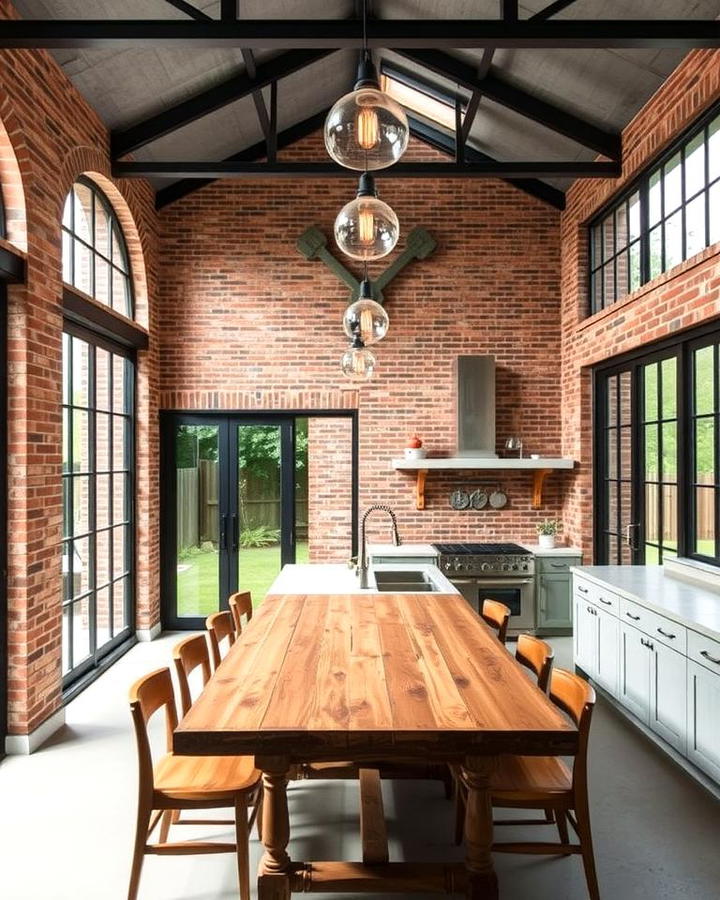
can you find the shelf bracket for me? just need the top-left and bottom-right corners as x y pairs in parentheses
(415, 469), (428, 510)
(532, 468), (553, 509)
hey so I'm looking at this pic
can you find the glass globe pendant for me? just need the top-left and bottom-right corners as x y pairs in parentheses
(324, 54), (409, 171)
(334, 173), (399, 261)
(341, 334), (377, 382)
(343, 282), (389, 345)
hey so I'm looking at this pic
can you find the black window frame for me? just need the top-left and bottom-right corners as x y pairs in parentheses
(589, 101), (720, 315)
(62, 176), (134, 320)
(594, 320), (720, 569)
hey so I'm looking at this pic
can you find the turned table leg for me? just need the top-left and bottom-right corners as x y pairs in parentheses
(257, 756), (293, 900)
(462, 756), (499, 900)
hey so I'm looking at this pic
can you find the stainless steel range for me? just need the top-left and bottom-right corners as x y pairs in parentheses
(433, 543), (536, 635)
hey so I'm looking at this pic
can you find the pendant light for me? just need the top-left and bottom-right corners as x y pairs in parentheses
(343, 279), (389, 345)
(341, 333), (377, 381)
(334, 173), (399, 261)
(324, 2), (408, 171)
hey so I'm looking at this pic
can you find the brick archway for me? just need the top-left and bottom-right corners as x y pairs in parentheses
(58, 148), (150, 329)
(0, 107), (28, 252)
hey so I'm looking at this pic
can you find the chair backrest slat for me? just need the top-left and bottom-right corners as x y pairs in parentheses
(173, 633), (212, 716)
(206, 610), (236, 669)
(481, 599), (511, 644)
(515, 633), (554, 693)
(229, 591), (253, 634)
(549, 667), (596, 794)
(128, 667), (178, 800)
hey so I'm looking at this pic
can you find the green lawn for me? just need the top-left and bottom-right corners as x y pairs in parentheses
(177, 542), (309, 618)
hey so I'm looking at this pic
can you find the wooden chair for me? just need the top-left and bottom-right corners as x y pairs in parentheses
(173, 632), (212, 716)
(481, 598), (511, 644)
(490, 668), (600, 900)
(206, 610), (236, 669)
(515, 633), (554, 693)
(229, 590), (253, 635)
(127, 667), (260, 900)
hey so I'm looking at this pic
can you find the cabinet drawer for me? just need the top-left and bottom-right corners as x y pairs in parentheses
(574, 577), (619, 615)
(688, 629), (720, 675)
(620, 598), (654, 632)
(537, 556), (581, 574)
(642, 606), (687, 654)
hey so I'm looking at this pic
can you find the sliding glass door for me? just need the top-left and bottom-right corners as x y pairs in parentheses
(595, 350), (680, 565)
(162, 414), (298, 630)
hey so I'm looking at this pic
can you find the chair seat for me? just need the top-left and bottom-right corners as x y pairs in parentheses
(154, 753), (260, 801)
(491, 754), (572, 802)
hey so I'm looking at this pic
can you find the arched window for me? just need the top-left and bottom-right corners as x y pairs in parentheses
(61, 178), (136, 687)
(62, 177), (133, 319)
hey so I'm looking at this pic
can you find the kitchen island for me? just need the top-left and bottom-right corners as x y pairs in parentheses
(176, 564), (577, 900)
(267, 561), (457, 595)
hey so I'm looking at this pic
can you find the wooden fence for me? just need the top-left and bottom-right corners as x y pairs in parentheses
(645, 474), (714, 540)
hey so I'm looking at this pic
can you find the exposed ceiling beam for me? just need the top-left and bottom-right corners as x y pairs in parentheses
(0, 19), (718, 50)
(114, 159), (620, 179)
(221, 0), (237, 19)
(162, 0), (211, 20)
(460, 46), (494, 144)
(111, 48), (333, 157)
(408, 115), (565, 210)
(154, 108), (330, 209)
(530, 1), (581, 22)
(396, 48), (621, 160)
(502, 1), (518, 22)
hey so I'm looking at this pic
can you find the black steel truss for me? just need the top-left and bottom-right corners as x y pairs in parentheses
(111, 49), (334, 158)
(395, 49), (621, 160)
(116, 158), (618, 180)
(0, 19), (718, 50)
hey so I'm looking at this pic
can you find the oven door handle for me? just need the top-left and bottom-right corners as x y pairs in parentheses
(451, 578), (534, 587)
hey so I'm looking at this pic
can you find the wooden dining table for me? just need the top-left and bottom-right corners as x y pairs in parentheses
(174, 590), (578, 899)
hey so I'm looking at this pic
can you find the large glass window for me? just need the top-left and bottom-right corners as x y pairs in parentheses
(595, 328), (720, 568)
(62, 329), (134, 683)
(62, 178), (133, 318)
(590, 105), (720, 314)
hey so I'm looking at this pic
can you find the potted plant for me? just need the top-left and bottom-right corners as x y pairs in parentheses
(536, 518), (562, 549)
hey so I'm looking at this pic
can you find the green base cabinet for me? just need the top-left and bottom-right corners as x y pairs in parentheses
(536, 556), (581, 633)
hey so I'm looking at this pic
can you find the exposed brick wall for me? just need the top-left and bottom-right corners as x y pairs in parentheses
(307, 417), (354, 563)
(0, 0), (160, 736)
(158, 130), (565, 555)
(560, 49), (720, 557)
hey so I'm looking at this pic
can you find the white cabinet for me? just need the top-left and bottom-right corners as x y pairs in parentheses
(595, 607), (619, 696)
(687, 660), (720, 783)
(650, 641), (687, 754)
(619, 623), (651, 720)
(574, 596), (618, 697)
(619, 622), (686, 752)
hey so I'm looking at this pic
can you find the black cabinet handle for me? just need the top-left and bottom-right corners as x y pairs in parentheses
(550, 562), (567, 569)
(657, 627), (676, 640)
(598, 597), (613, 606)
(625, 612), (641, 621)
(640, 637), (654, 650)
(578, 585), (588, 593)
(700, 650), (720, 665)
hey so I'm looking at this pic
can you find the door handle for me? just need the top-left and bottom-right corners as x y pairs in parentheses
(625, 522), (640, 551)
(231, 514), (239, 551)
(220, 514), (228, 551)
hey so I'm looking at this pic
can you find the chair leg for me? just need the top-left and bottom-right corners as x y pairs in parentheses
(544, 807), (555, 824)
(234, 795), (250, 900)
(575, 799), (600, 900)
(159, 810), (173, 843)
(556, 811), (571, 854)
(127, 803), (152, 900)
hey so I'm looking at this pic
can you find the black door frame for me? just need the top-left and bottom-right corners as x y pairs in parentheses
(160, 409), (359, 630)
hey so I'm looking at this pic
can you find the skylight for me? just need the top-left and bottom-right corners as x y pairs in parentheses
(380, 72), (464, 132)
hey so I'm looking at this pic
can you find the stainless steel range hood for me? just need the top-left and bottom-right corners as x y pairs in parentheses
(456, 355), (497, 458)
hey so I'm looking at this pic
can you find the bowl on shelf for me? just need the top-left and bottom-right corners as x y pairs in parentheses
(404, 447), (428, 460)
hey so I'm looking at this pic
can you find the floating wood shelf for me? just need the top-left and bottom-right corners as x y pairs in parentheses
(391, 457), (575, 510)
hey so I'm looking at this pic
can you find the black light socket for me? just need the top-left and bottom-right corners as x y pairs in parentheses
(357, 172), (377, 198)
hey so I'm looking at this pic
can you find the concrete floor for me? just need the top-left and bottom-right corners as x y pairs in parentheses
(1, 634), (719, 900)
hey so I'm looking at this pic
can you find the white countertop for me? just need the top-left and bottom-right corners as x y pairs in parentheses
(572, 565), (720, 639)
(368, 543), (438, 557)
(268, 563), (457, 595)
(523, 544), (583, 557)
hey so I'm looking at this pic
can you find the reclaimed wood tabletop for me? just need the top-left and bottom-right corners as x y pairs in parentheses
(174, 591), (578, 900)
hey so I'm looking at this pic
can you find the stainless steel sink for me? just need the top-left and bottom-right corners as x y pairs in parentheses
(372, 569), (441, 592)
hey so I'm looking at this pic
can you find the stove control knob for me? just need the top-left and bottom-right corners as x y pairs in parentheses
(512, 563), (519, 570)
(501, 563), (510, 571)
(454, 560), (464, 571)
(481, 562), (492, 572)
(522, 563), (529, 571)
(443, 561), (451, 571)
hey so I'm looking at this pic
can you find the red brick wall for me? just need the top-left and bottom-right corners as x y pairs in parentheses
(560, 49), (720, 556)
(307, 417), (354, 562)
(158, 132), (565, 554)
(0, 0), (160, 736)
